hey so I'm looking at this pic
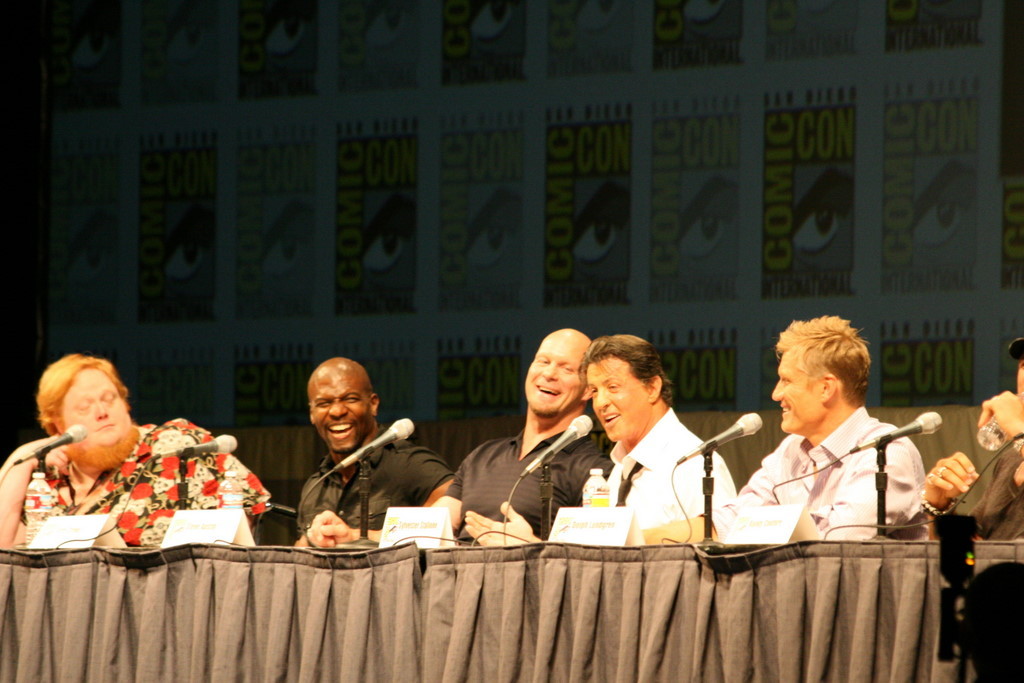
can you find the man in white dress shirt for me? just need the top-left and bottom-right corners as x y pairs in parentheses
(584, 334), (736, 542)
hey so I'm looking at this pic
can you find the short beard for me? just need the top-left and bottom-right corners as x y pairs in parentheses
(330, 444), (359, 463)
(528, 404), (562, 419)
(67, 426), (141, 473)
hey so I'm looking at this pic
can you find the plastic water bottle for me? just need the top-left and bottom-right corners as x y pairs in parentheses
(217, 471), (245, 510)
(582, 469), (610, 508)
(24, 471), (56, 544)
(977, 392), (1024, 452)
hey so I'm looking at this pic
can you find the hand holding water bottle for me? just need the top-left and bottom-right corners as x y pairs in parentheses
(977, 392), (1024, 452)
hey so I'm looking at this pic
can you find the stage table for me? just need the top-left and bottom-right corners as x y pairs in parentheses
(424, 541), (1024, 682)
(2, 541), (1021, 681)
(0, 543), (421, 682)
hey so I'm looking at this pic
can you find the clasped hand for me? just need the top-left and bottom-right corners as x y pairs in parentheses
(463, 502), (540, 546)
(305, 510), (358, 547)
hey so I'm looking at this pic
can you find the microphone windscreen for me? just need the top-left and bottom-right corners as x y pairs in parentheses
(918, 412), (942, 433)
(738, 413), (763, 435)
(392, 418), (415, 440)
(214, 434), (238, 454)
(67, 424), (88, 443)
(571, 414), (593, 438)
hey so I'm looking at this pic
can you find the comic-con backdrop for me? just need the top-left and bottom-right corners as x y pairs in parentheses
(47, 1), (1023, 427)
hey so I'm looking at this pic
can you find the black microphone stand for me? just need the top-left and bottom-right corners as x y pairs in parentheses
(701, 444), (719, 546)
(176, 443), (208, 511)
(358, 460), (371, 541)
(345, 446), (382, 549)
(539, 462), (553, 540)
(178, 454), (189, 511)
(874, 439), (892, 539)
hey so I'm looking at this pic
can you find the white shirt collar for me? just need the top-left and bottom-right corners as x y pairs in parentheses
(609, 408), (687, 473)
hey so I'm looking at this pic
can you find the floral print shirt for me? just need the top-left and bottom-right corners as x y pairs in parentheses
(46, 419), (271, 546)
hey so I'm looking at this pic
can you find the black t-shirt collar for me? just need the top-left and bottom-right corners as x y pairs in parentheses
(317, 424), (388, 475)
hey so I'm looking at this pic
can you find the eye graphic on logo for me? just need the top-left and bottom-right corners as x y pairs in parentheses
(367, 1), (412, 47)
(364, 232), (404, 272)
(574, 222), (619, 263)
(71, 0), (120, 71)
(68, 210), (115, 282)
(265, 0), (314, 57)
(793, 167), (853, 254)
(467, 188), (520, 268)
(166, 0), (213, 64)
(166, 204), (214, 281)
(263, 200), (313, 277)
(912, 159), (974, 248)
(168, 25), (205, 64)
(573, 181), (629, 266)
(577, 0), (619, 32)
(363, 194), (415, 274)
(678, 176), (737, 258)
(685, 0), (727, 24)
(472, 1), (515, 40)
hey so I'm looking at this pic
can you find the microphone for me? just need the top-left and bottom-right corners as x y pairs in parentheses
(848, 412), (942, 454)
(520, 415), (593, 477)
(334, 418), (415, 471)
(676, 413), (763, 465)
(160, 434), (238, 458)
(12, 424), (88, 465)
(265, 502), (297, 519)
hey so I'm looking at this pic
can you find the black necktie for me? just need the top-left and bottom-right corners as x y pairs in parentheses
(617, 461), (642, 506)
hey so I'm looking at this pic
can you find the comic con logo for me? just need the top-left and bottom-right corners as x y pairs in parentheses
(440, 129), (523, 289)
(882, 97), (977, 269)
(651, 113), (739, 281)
(1003, 180), (1024, 288)
(235, 360), (314, 426)
(138, 363), (213, 419)
(139, 144), (216, 321)
(50, 150), (118, 320)
(661, 346), (736, 408)
(544, 118), (631, 306)
(881, 334), (973, 405)
(336, 132), (417, 314)
(437, 352), (520, 419)
(238, 141), (315, 316)
(763, 105), (853, 274)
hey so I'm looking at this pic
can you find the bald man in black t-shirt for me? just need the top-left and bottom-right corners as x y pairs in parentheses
(434, 329), (611, 542)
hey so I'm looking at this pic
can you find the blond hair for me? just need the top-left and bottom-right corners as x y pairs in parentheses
(36, 354), (129, 435)
(776, 316), (869, 405)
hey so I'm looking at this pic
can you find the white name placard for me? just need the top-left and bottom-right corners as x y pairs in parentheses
(378, 507), (454, 548)
(29, 514), (126, 549)
(548, 507), (644, 546)
(161, 509), (254, 547)
(723, 504), (821, 545)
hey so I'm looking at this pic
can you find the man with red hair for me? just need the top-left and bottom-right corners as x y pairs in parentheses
(0, 354), (270, 546)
